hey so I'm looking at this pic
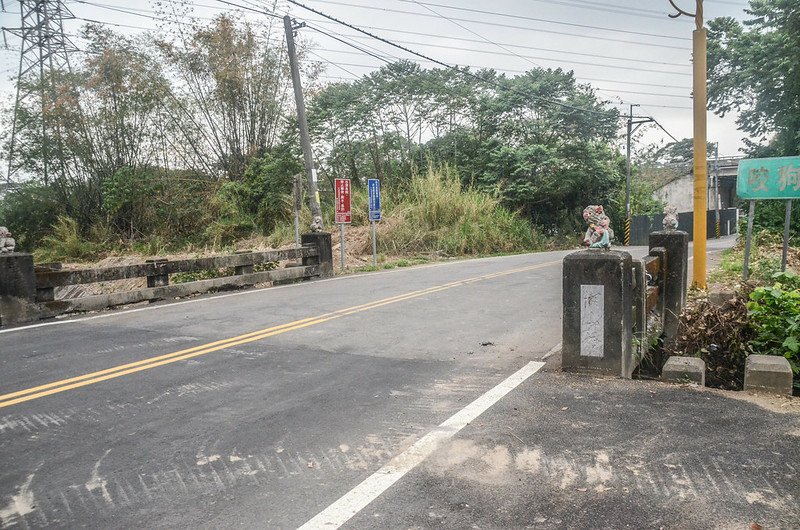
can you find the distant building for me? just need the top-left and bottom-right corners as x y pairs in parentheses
(652, 156), (741, 212)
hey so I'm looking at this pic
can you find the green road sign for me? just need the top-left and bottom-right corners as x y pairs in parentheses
(738, 156), (800, 199)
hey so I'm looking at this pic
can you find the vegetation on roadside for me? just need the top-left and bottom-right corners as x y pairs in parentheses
(665, 242), (800, 394)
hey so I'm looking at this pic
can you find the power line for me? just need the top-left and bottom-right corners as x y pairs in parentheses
(310, 49), (692, 100)
(307, 0), (690, 45)
(289, 0), (624, 118)
(319, 31), (691, 76)
(306, 20), (691, 68)
(407, 0), (542, 70)
(521, 0), (688, 20)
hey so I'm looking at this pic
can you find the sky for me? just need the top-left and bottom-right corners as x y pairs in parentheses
(0, 0), (754, 163)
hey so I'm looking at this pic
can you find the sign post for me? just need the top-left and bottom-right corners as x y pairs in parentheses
(335, 178), (351, 271)
(737, 156), (800, 279)
(368, 178), (381, 267)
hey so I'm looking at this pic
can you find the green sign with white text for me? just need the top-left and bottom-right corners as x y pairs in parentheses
(737, 156), (800, 199)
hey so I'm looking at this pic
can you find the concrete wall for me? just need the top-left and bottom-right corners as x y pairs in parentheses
(652, 175), (735, 212)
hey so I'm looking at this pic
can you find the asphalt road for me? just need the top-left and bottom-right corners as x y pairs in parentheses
(0, 239), (737, 528)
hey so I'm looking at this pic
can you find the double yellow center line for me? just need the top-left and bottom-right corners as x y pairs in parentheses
(0, 260), (558, 409)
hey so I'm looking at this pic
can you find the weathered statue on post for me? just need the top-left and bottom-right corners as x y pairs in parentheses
(663, 205), (679, 230)
(0, 227), (15, 253)
(582, 205), (612, 249)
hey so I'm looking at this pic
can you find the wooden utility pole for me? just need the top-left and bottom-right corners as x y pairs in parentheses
(283, 15), (323, 230)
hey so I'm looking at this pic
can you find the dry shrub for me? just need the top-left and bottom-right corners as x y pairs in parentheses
(667, 291), (754, 390)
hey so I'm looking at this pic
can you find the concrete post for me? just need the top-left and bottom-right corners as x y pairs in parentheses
(562, 250), (634, 378)
(301, 232), (333, 278)
(234, 251), (254, 276)
(34, 262), (61, 302)
(0, 253), (37, 327)
(648, 231), (689, 343)
(145, 258), (169, 288)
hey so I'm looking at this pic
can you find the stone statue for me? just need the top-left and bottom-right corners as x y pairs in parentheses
(582, 205), (612, 249)
(310, 215), (324, 233)
(0, 226), (15, 253)
(663, 205), (679, 230)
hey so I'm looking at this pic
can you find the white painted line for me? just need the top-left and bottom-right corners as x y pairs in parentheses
(299, 360), (546, 530)
(541, 342), (562, 360)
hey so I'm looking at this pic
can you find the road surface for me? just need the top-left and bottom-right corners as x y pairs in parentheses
(0, 238), (739, 528)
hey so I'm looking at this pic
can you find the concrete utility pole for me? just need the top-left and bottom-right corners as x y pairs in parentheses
(283, 15), (323, 231)
(668, 0), (707, 288)
(624, 104), (653, 246)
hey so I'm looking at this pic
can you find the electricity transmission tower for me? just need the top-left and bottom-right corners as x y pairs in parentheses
(2, 0), (79, 184)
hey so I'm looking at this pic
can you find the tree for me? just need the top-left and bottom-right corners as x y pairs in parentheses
(643, 138), (718, 166)
(158, 14), (302, 180)
(310, 64), (622, 230)
(707, 0), (800, 156)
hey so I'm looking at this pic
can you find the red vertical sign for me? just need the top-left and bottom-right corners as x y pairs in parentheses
(335, 178), (351, 224)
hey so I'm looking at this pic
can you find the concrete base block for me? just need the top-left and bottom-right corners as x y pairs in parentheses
(744, 355), (793, 396)
(1, 252), (38, 327)
(662, 356), (705, 386)
(301, 232), (333, 278)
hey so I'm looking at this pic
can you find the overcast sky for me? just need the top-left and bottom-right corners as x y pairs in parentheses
(0, 0), (753, 160)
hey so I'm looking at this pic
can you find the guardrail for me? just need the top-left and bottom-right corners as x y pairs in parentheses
(562, 230), (688, 377)
(0, 232), (334, 327)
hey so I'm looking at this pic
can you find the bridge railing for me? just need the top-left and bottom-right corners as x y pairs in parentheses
(562, 230), (688, 378)
(0, 233), (333, 326)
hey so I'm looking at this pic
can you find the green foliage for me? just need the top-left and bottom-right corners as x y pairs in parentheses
(747, 271), (800, 390)
(34, 216), (107, 262)
(708, 1), (800, 156)
(740, 200), (800, 241)
(645, 138), (718, 166)
(310, 65), (622, 233)
(0, 183), (60, 251)
(210, 152), (300, 245)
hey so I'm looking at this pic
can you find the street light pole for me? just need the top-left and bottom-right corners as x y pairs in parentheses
(668, 0), (707, 288)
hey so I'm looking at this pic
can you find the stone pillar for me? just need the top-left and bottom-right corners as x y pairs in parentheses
(648, 231), (688, 343)
(145, 258), (169, 288)
(562, 250), (634, 378)
(234, 251), (254, 276)
(301, 232), (333, 278)
(0, 253), (37, 327)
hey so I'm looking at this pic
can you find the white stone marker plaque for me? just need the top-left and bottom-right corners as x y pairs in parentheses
(580, 284), (604, 357)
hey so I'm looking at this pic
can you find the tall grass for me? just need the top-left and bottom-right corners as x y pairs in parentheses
(384, 166), (542, 256)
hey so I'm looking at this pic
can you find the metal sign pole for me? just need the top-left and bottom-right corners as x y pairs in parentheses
(371, 221), (377, 267)
(743, 199), (756, 281)
(340, 223), (346, 271)
(782, 199), (792, 272)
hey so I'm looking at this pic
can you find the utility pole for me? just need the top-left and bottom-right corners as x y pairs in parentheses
(668, 0), (707, 288)
(283, 15), (323, 231)
(3, 0), (79, 184)
(624, 104), (653, 246)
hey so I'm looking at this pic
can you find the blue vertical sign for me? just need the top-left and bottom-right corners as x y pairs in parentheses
(368, 178), (381, 221)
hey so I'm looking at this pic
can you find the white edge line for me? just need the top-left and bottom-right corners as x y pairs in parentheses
(541, 342), (562, 360)
(0, 252), (570, 335)
(298, 360), (546, 530)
